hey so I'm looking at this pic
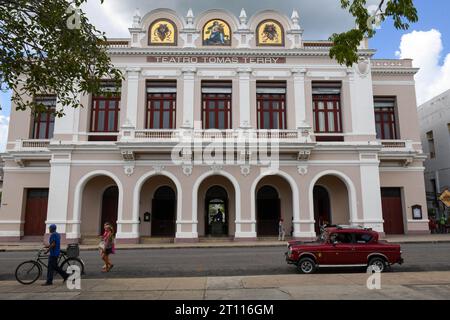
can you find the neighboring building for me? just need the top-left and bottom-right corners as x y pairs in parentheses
(418, 89), (450, 218)
(0, 155), (4, 202)
(0, 8), (429, 243)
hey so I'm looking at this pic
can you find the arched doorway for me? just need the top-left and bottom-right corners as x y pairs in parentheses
(100, 186), (119, 235)
(313, 186), (331, 233)
(311, 174), (351, 233)
(257, 186), (280, 236)
(205, 186), (228, 236)
(151, 186), (176, 237)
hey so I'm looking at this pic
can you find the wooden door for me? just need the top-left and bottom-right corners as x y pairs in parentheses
(381, 188), (404, 235)
(151, 187), (176, 237)
(151, 199), (176, 237)
(24, 189), (49, 236)
(100, 186), (119, 235)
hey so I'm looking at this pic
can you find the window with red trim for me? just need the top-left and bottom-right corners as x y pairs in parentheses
(257, 82), (286, 129)
(90, 82), (121, 134)
(146, 81), (177, 129)
(313, 94), (342, 133)
(202, 81), (232, 129)
(32, 96), (56, 139)
(374, 97), (398, 140)
(312, 82), (343, 142)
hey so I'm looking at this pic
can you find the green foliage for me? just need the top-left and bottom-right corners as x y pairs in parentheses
(0, 0), (123, 117)
(330, 0), (418, 66)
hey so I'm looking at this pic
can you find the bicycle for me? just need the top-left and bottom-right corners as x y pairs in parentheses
(15, 244), (86, 285)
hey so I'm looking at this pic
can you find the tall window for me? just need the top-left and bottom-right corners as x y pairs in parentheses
(146, 81), (177, 129)
(374, 97), (398, 140)
(202, 81), (232, 129)
(90, 81), (121, 139)
(32, 95), (56, 139)
(312, 82), (343, 141)
(427, 131), (436, 159)
(256, 82), (287, 129)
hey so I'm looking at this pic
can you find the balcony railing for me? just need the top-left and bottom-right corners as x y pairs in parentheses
(15, 139), (50, 151)
(122, 129), (311, 143)
(381, 140), (414, 150)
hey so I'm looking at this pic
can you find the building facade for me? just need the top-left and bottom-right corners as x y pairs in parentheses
(418, 89), (450, 218)
(0, 8), (429, 243)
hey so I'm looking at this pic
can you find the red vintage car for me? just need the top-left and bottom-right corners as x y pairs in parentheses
(285, 225), (403, 274)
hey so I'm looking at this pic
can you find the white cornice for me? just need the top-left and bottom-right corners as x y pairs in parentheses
(107, 47), (376, 58)
(371, 67), (419, 75)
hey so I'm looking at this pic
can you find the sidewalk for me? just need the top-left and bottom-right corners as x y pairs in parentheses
(1, 271), (449, 300)
(1, 234), (450, 252)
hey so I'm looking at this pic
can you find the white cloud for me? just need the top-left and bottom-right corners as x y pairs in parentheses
(396, 29), (450, 105)
(0, 115), (10, 152)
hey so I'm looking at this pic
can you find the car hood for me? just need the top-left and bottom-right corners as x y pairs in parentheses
(289, 241), (323, 247)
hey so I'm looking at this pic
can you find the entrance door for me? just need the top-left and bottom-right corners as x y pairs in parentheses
(100, 186), (119, 235)
(24, 189), (49, 236)
(381, 188), (404, 235)
(205, 186), (228, 236)
(257, 186), (280, 236)
(151, 186), (176, 237)
(313, 186), (331, 233)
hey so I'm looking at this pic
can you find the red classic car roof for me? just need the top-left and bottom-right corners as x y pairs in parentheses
(325, 227), (379, 241)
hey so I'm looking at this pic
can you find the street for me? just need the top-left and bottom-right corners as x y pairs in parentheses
(1, 243), (450, 281)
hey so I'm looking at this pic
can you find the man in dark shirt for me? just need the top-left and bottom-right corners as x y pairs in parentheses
(43, 224), (68, 286)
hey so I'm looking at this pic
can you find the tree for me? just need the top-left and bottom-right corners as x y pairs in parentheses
(330, 0), (418, 66)
(0, 0), (122, 116)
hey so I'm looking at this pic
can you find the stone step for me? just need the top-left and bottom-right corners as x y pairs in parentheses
(140, 237), (174, 244)
(81, 236), (101, 245)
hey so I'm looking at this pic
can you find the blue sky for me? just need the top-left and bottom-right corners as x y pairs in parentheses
(371, 0), (450, 62)
(1, 0), (449, 150)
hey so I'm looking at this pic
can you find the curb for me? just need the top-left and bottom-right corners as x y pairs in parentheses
(1, 240), (450, 252)
(0, 243), (289, 253)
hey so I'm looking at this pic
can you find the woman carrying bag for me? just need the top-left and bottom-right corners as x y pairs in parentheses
(99, 222), (115, 272)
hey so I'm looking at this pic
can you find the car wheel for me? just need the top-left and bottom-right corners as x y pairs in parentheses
(368, 257), (387, 273)
(297, 257), (316, 274)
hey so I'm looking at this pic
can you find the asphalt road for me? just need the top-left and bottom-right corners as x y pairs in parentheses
(1, 243), (450, 281)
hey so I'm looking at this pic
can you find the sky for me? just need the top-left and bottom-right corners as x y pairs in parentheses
(1, 0), (450, 151)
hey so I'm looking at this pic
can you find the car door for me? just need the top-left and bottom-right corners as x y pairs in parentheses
(352, 232), (374, 264)
(323, 232), (354, 265)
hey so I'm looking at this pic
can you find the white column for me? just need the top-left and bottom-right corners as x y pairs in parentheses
(238, 68), (252, 128)
(358, 154), (384, 232)
(125, 67), (141, 128)
(182, 67), (196, 128)
(46, 156), (71, 237)
(292, 68), (308, 128)
(347, 63), (377, 136)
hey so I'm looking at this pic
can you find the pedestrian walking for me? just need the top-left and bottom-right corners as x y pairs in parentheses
(42, 224), (68, 286)
(278, 218), (286, 241)
(439, 215), (447, 234)
(429, 217), (437, 234)
(99, 222), (115, 272)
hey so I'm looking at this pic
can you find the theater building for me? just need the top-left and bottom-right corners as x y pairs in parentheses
(0, 8), (429, 243)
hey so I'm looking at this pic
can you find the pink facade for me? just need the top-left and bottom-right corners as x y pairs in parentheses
(0, 9), (429, 243)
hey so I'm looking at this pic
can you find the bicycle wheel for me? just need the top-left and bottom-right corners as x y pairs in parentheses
(61, 258), (85, 275)
(15, 261), (42, 285)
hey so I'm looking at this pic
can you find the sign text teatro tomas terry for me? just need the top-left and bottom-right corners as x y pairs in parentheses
(147, 56), (286, 64)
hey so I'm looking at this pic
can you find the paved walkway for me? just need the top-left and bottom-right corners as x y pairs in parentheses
(1, 234), (450, 252)
(1, 271), (449, 300)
